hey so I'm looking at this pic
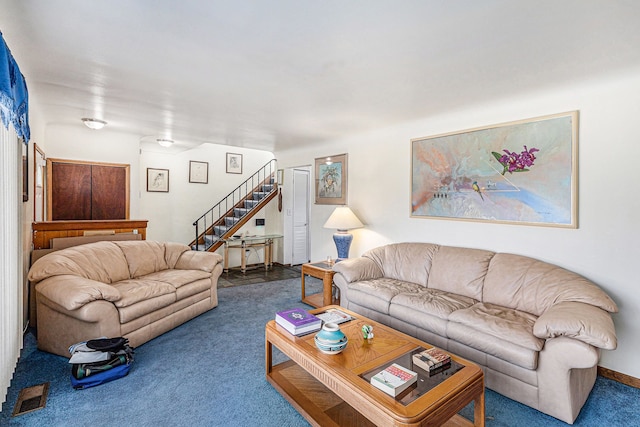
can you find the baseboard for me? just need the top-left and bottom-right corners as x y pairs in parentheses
(598, 366), (640, 389)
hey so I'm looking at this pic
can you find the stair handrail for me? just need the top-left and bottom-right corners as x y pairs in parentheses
(192, 159), (278, 251)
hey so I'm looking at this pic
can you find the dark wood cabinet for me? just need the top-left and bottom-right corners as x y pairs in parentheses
(47, 159), (130, 221)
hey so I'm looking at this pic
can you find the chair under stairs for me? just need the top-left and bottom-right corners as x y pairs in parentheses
(191, 159), (278, 252)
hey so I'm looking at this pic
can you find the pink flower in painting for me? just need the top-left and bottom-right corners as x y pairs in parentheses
(493, 146), (539, 175)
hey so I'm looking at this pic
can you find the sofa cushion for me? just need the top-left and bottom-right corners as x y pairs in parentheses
(28, 241), (130, 284)
(363, 243), (438, 286)
(115, 241), (169, 278)
(392, 288), (476, 320)
(448, 303), (542, 370)
(163, 242), (192, 268)
(483, 253), (619, 316)
(348, 278), (422, 314)
(449, 303), (544, 351)
(427, 246), (494, 300)
(140, 270), (212, 301)
(389, 305), (449, 337)
(173, 249), (222, 272)
(140, 270), (212, 288)
(117, 293), (178, 324)
(111, 279), (176, 308)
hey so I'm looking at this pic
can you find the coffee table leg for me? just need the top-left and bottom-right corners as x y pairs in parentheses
(266, 338), (273, 374)
(474, 389), (485, 427)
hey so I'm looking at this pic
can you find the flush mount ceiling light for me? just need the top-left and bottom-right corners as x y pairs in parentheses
(157, 138), (174, 147)
(81, 118), (107, 130)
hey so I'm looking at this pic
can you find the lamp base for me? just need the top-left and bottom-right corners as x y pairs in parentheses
(332, 231), (353, 260)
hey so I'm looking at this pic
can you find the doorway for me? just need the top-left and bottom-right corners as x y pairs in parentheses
(290, 167), (310, 265)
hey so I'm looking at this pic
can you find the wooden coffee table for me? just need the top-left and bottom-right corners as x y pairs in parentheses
(266, 305), (484, 427)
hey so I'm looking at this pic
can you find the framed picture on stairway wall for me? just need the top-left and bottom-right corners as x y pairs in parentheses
(189, 161), (208, 183)
(147, 168), (169, 192)
(315, 153), (348, 205)
(226, 153), (243, 174)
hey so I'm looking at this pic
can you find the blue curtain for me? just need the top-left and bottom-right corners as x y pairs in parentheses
(0, 31), (29, 143)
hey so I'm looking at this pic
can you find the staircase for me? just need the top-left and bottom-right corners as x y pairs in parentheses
(191, 159), (278, 252)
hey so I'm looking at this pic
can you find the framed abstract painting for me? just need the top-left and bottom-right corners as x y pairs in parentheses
(411, 111), (578, 228)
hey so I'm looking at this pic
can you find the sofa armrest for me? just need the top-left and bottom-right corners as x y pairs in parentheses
(174, 251), (223, 273)
(332, 257), (383, 283)
(536, 336), (600, 423)
(533, 301), (617, 350)
(36, 275), (121, 311)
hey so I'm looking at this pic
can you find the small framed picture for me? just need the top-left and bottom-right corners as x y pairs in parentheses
(147, 168), (169, 192)
(189, 161), (208, 184)
(226, 153), (243, 174)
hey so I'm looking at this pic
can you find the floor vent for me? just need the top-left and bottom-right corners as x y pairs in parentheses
(12, 382), (49, 416)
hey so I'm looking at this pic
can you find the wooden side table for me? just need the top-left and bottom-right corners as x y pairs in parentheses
(301, 262), (337, 308)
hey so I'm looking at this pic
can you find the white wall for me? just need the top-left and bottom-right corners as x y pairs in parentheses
(274, 69), (640, 378)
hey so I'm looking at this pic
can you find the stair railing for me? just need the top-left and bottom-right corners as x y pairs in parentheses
(192, 159), (278, 251)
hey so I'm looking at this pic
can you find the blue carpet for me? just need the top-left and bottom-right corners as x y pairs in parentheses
(1, 278), (639, 426)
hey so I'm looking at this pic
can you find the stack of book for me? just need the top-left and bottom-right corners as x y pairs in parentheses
(275, 308), (322, 336)
(412, 347), (451, 375)
(315, 308), (353, 325)
(370, 363), (418, 397)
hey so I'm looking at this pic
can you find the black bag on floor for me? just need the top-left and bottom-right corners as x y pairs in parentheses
(69, 337), (134, 390)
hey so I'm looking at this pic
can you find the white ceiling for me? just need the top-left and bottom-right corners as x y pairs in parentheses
(2, 1), (640, 153)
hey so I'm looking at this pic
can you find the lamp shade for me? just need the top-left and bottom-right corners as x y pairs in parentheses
(323, 207), (363, 231)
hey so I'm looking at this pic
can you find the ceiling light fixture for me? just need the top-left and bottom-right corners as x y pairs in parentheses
(81, 118), (107, 130)
(157, 138), (174, 147)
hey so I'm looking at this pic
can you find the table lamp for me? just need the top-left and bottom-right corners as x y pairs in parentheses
(323, 206), (363, 260)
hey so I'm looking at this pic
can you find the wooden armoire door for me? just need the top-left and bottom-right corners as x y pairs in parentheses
(51, 162), (92, 220)
(48, 159), (130, 221)
(91, 165), (127, 220)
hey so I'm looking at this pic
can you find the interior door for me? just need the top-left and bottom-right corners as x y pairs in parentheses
(291, 168), (310, 265)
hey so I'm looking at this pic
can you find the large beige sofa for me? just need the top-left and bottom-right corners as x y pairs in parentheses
(28, 240), (223, 357)
(332, 242), (618, 424)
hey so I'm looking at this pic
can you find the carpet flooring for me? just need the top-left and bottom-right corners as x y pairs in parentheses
(2, 277), (639, 426)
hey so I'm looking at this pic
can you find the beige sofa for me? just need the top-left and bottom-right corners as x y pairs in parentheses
(28, 240), (223, 357)
(332, 243), (618, 424)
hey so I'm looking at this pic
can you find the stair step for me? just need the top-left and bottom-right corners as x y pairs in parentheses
(244, 200), (259, 209)
(234, 208), (249, 217)
(214, 225), (228, 236)
(225, 217), (240, 227)
(192, 234), (218, 251)
(261, 184), (274, 192)
(204, 234), (218, 244)
(252, 192), (268, 200)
